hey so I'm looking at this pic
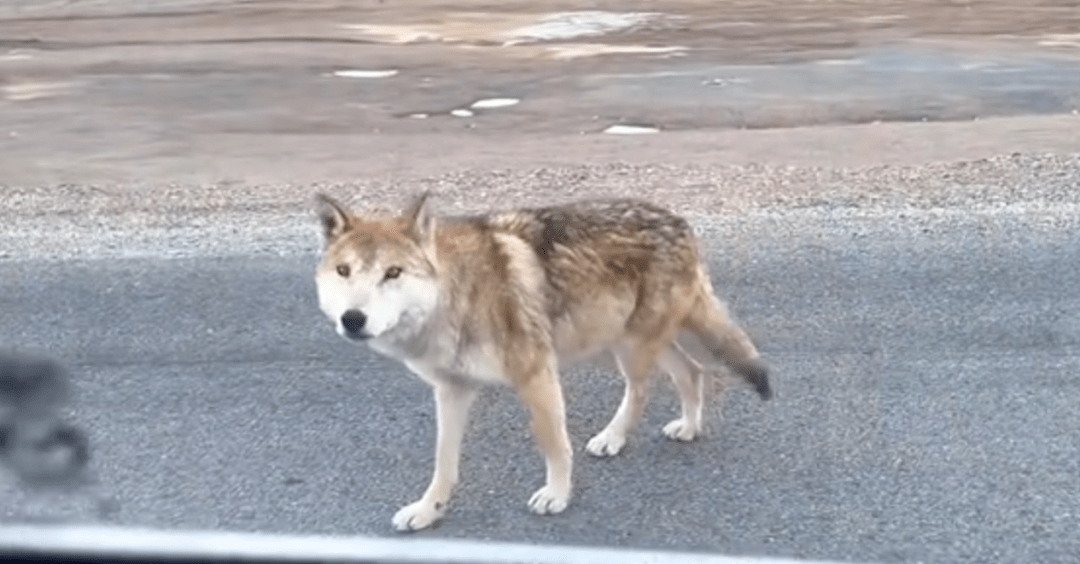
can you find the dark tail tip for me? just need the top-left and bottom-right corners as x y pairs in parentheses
(734, 359), (772, 400)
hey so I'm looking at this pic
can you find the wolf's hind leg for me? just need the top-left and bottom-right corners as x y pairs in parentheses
(585, 339), (666, 457)
(658, 342), (706, 442)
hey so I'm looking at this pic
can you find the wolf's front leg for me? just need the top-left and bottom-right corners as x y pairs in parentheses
(517, 367), (573, 515)
(392, 382), (477, 532)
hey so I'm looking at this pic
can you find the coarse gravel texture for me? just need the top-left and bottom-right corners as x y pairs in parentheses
(2, 152), (1079, 261)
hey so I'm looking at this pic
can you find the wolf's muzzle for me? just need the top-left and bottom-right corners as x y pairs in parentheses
(340, 309), (369, 339)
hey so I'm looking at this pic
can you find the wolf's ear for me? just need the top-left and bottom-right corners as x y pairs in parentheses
(403, 191), (436, 248)
(315, 193), (351, 242)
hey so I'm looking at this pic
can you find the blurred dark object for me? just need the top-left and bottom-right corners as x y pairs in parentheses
(0, 351), (91, 486)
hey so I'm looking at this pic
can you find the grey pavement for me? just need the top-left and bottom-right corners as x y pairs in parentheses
(2, 202), (1079, 563)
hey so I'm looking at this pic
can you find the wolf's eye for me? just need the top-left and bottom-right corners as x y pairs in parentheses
(384, 266), (403, 280)
(336, 264), (350, 277)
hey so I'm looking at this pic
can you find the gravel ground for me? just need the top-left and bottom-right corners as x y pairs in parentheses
(2, 151), (1079, 262)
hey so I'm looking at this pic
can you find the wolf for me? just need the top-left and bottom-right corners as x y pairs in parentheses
(314, 193), (771, 531)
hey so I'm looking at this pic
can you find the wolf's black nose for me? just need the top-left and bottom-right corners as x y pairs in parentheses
(341, 310), (367, 334)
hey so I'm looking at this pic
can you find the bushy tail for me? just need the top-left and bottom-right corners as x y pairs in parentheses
(682, 278), (772, 400)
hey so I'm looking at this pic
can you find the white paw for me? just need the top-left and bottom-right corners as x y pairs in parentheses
(662, 418), (699, 442)
(391, 499), (446, 532)
(585, 429), (627, 457)
(528, 484), (569, 515)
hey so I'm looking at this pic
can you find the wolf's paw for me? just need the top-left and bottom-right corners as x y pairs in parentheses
(585, 429), (626, 457)
(528, 484), (569, 515)
(391, 499), (445, 532)
(661, 418), (699, 442)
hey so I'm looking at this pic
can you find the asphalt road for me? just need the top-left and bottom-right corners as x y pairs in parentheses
(2, 207), (1078, 563)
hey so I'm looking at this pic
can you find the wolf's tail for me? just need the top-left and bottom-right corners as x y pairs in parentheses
(682, 269), (772, 400)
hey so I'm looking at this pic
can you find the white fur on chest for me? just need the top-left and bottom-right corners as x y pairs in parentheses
(372, 334), (510, 387)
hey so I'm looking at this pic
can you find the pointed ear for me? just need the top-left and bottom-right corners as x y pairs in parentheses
(403, 191), (436, 248)
(315, 193), (351, 242)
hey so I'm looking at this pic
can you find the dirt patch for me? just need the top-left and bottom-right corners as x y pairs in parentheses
(1, 0), (1078, 191)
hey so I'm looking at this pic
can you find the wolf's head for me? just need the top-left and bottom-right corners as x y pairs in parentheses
(314, 193), (440, 345)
